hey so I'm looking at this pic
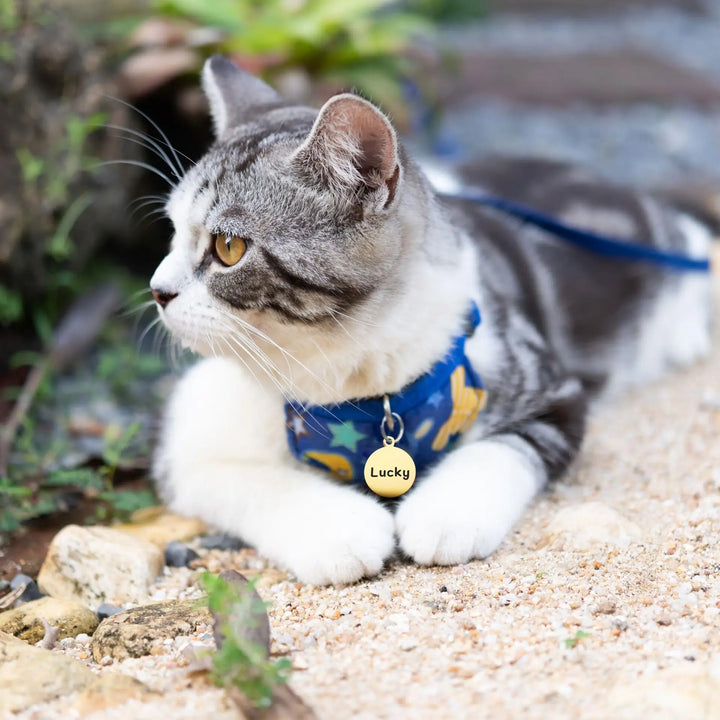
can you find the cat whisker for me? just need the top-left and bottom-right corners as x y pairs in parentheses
(122, 298), (156, 318)
(137, 314), (163, 354)
(213, 318), (296, 401)
(212, 313), (359, 422)
(217, 336), (277, 397)
(330, 307), (381, 329)
(100, 159), (177, 188)
(128, 196), (169, 224)
(328, 310), (365, 350)
(125, 300), (158, 338)
(106, 96), (192, 176)
(134, 207), (170, 226)
(106, 124), (185, 180)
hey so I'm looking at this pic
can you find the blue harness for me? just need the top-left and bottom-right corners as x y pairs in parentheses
(284, 190), (711, 493)
(285, 304), (485, 487)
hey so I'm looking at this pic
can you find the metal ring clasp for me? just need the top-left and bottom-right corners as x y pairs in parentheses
(382, 394), (395, 432)
(380, 412), (404, 443)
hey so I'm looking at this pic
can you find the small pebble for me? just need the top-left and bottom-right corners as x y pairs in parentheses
(97, 603), (123, 620)
(199, 533), (247, 551)
(10, 574), (43, 603)
(594, 599), (617, 615)
(164, 540), (200, 567)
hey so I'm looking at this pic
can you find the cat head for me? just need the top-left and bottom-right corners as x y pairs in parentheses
(150, 56), (434, 399)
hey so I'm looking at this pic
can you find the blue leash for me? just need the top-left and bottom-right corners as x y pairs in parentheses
(446, 190), (712, 274)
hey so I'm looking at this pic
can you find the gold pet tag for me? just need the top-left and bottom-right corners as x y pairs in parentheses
(364, 437), (416, 497)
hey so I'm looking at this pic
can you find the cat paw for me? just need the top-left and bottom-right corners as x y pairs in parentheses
(273, 492), (396, 585)
(395, 441), (540, 566)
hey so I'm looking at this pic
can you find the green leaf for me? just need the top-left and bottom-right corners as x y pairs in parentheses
(16, 148), (44, 183)
(200, 572), (291, 707)
(100, 488), (157, 514)
(0, 283), (23, 326)
(564, 630), (590, 649)
(42, 468), (105, 490)
(46, 193), (92, 261)
(102, 421), (142, 469)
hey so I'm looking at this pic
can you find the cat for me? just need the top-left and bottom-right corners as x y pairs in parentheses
(150, 55), (713, 585)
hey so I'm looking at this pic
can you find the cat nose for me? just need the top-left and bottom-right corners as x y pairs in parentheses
(151, 287), (178, 308)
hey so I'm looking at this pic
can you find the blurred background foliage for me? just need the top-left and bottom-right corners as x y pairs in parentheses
(0, 0), (484, 541)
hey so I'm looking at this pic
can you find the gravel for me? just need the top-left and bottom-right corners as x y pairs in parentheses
(163, 541), (199, 568)
(96, 604), (123, 620)
(10, 574), (44, 604)
(15, 266), (720, 719)
(198, 533), (247, 552)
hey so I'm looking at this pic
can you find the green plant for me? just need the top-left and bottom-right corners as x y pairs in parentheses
(202, 572), (292, 708)
(0, 414), (156, 537)
(404, 0), (489, 22)
(7, 112), (107, 331)
(0, 284), (23, 326)
(154, 0), (429, 113)
(564, 630), (590, 649)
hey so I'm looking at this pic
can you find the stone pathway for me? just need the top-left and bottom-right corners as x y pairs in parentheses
(413, 0), (720, 190)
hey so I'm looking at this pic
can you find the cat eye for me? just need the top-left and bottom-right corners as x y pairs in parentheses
(213, 233), (248, 266)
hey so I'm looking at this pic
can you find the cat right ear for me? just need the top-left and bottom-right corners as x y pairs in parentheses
(202, 55), (280, 138)
(293, 94), (401, 210)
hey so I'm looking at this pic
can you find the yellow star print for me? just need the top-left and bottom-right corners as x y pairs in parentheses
(431, 366), (487, 452)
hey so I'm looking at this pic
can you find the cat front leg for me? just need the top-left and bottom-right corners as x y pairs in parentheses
(165, 461), (396, 584)
(154, 357), (395, 585)
(395, 376), (586, 566)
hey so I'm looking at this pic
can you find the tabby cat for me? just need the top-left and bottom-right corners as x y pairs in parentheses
(151, 56), (712, 584)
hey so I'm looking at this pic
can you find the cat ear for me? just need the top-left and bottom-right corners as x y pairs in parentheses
(294, 94), (401, 208)
(202, 55), (281, 138)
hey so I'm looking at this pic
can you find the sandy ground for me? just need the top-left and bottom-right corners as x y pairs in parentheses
(16, 258), (719, 720)
(270, 265), (720, 720)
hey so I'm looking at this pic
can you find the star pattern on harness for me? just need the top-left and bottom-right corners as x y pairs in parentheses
(428, 391), (444, 408)
(286, 406), (310, 439)
(328, 421), (366, 452)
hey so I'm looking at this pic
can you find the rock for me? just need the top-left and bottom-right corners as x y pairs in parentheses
(72, 673), (158, 714)
(199, 533), (247, 551)
(90, 598), (212, 661)
(607, 663), (720, 720)
(114, 508), (207, 548)
(0, 631), (94, 714)
(0, 597), (99, 644)
(164, 540), (199, 567)
(38, 525), (163, 609)
(593, 599), (617, 615)
(10, 573), (44, 603)
(97, 603), (123, 620)
(541, 501), (642, 551)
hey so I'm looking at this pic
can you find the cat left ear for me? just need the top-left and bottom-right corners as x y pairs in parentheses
(202, 55), (281, 138)
(294, 94), (401, 209)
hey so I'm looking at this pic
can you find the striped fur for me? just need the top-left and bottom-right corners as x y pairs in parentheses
(150, 58), (713, 583)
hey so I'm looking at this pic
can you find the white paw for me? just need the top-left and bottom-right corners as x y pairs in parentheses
(271, 491), (396, 585)
(396, 441), (541, 566)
